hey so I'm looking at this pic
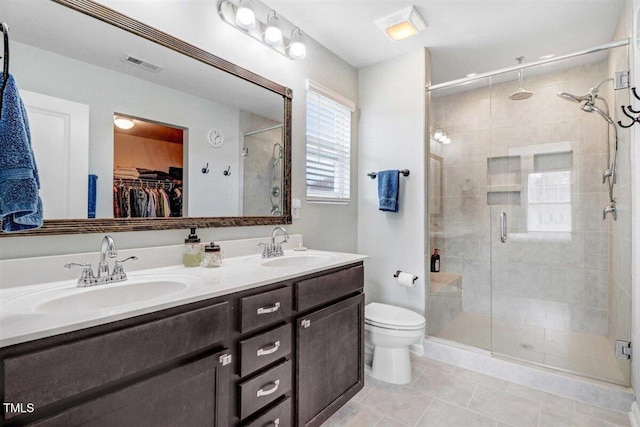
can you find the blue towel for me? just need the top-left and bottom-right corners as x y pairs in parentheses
(378, 170), (399, 212)
(88, 174), (98, 218)
(0, 73), (43, 232)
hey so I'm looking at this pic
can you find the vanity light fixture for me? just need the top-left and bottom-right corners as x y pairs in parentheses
(432, 127), (450, 144)
(114, 116), (135, 130)
(375, 6), (426, 42)
(218, 0), (307, 59)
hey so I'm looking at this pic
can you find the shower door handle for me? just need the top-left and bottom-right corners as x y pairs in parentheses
(500, 210), (507, 243)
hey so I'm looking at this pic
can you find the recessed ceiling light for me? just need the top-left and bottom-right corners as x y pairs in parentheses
(374, 6), (426, 42)
(540, 54), (555, 59)
(114, 116), (135, 130)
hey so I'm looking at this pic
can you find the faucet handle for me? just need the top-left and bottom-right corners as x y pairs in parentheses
(65, 262), (95, 285)
(112, 256), (138, 277)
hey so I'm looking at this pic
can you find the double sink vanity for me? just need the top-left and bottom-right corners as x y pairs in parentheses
(0, 235), (366, 426)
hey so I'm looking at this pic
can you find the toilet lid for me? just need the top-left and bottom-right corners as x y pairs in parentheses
(365, 302), (425, 328)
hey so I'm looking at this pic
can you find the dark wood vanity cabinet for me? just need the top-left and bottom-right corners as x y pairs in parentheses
(0, 262), (364, 427)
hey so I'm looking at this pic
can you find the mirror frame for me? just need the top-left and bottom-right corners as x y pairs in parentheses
(4, 0), (292, 237)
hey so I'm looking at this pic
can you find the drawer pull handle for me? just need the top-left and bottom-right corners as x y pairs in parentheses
(257, 302), (280, 315)
(257, 379), (280, 397)
(257, 341), (281, 356)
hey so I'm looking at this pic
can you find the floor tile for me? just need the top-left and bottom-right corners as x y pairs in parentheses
(467, 384), (540, 427)
(411, 355), (456, 374)
(324, 401), (383, 427)
(539, 404), (621, 427)
(375, 417), (410, 427)
(360, 382), (433, 426)
(412, 367), (478, 408)
(415, 399), (498, 427)
(574, 401), (631, 426)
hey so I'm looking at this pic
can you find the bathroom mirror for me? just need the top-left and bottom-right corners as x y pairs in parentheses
(1, 0), (292, 236)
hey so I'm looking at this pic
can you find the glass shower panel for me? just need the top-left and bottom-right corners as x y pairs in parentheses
(427, 78), (493, 350)
(489, 50), (631, 386)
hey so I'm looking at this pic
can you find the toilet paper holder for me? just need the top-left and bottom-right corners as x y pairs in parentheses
(394, 270), (418, 283)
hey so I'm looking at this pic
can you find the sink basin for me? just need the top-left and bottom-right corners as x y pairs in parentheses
(261, 253), (335, 268)
(37, 281), (187, 313)
(5, 274), (202, 314)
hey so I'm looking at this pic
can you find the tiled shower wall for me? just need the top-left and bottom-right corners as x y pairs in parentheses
(431, 59), (615, 336)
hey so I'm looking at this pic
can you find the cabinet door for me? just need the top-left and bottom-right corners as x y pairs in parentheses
(30, 349), (232, 427)
(296, 294), (364, 427)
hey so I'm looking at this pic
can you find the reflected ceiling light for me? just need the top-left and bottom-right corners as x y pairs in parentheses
(288, 28), (306, 59)
(114, 116), (135, 130)
(466, 73), (477, 78)
(264, 11), (283, 45)
(540, 54), (555, 59)
(235, 0), (256, 29)
(375, 6), (427, 42)
(218, 0), (306, 60)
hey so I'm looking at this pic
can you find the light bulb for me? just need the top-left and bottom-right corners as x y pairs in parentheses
(264, 13), (283, 45)
(433, 130), (444, 140)
(114, 117), (134, 130)
(288, 28), (306, 59)
(235, 0), (255, 30)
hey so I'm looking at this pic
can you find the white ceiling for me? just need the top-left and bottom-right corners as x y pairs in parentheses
(264, 0), (626, 85)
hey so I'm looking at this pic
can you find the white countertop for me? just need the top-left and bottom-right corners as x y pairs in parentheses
(0, 249), (366, 348)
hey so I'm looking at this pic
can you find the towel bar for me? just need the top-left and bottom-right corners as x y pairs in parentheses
(367, 169), (410, 179)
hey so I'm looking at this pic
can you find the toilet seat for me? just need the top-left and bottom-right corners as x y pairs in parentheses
(365, 302), (425, 331)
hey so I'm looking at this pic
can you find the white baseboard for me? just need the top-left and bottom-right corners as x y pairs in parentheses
(410, 343), (424, 356)
(630, 401), (640, 427)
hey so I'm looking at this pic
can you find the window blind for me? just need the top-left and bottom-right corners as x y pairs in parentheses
(305, 80), (354, 203)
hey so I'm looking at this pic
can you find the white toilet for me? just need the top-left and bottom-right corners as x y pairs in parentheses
(364, 302), (426, 384)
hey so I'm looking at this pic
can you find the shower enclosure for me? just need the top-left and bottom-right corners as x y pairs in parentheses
(427, 42), (632, 386)
(240, 116), (284, 216)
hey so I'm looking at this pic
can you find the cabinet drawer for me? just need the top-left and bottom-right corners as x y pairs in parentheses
(239, 360), (292, 420)
(245, 397), (291, 427)
(296, 265), (364, 312)
(240, 324), (292, 377)
(4, 301), (229, 417)
(240, 287), (292, 333)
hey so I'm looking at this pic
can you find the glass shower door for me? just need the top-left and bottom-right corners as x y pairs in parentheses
(488, 57), (631, 385)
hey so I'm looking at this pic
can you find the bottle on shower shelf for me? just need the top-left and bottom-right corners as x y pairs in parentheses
(430, 249), (440, 273)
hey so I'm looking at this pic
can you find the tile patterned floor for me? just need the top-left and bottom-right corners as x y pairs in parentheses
(325, 356), (631, 427)
(433, 311), (625, 384)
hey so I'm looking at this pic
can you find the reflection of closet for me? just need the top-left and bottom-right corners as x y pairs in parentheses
(113, 116), (185, 218)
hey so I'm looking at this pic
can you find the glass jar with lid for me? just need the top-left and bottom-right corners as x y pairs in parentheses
(183, 227), (203, 267)
(202, 242), (224, 268)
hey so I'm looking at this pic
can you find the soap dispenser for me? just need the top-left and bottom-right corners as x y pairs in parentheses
(183, 227), (203, 267)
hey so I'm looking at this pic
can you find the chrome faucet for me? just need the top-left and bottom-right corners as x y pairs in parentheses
(65, 235), (137, 287)
(259, 227), (289, 258)
(98, 235), (117, 277)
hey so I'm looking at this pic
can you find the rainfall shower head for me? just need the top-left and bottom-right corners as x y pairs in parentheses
(509, 57), (533, 101)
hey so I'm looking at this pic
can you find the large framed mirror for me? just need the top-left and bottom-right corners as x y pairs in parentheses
(1, 0), (292, 236)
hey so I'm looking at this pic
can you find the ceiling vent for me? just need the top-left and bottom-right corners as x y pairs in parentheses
(120, 54), (163, 72)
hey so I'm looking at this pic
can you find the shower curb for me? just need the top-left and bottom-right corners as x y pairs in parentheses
(423, 337), (634, 413)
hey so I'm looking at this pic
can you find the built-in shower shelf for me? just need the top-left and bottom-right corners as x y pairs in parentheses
(487, 190), (521, 205)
